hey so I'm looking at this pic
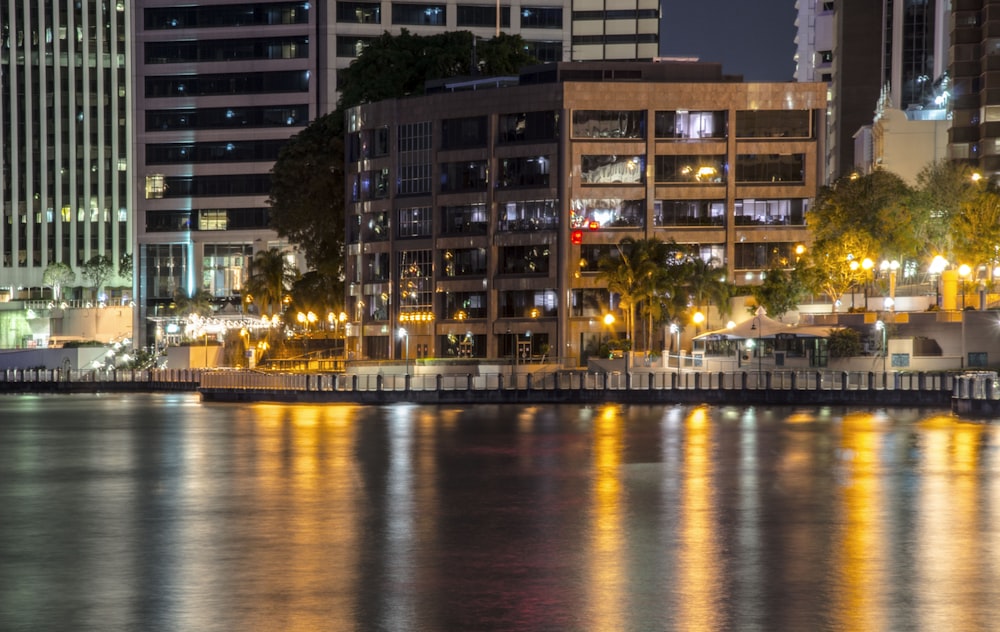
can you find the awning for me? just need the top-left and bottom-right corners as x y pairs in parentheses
(694, 308), (839, 341)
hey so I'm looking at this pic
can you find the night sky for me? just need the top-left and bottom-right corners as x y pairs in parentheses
(660, 0), (798, 81)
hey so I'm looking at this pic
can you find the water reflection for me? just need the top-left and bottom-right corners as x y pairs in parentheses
(5, 396), (1000, 631)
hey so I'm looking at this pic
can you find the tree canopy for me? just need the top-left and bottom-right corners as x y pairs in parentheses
(336, 30), (537, 110)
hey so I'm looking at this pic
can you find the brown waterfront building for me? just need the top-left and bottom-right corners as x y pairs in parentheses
(344, 61), (826, 364)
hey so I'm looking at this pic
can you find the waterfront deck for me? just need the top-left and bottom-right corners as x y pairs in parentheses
(198, 368), (957, 407)
(4, 366), (992, 412)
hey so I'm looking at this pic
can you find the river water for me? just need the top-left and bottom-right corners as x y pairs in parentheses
(1, 394), (999, 631)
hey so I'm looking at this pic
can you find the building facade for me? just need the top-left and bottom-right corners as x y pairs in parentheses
(133, 1), (319, 345)
(1, 0), (132, 298)
(344, 61), (826, 366)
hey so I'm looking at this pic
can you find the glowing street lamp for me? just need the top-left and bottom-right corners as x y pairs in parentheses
(875, 320), (886, 373)
(398, 327), (409, 377)
(959, 263), (972, 310)
(861, 257), (874, 310)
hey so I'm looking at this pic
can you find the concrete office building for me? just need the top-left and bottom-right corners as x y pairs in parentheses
(1, 1), (131, 303)
(133, 1), (317, 346)
(343, 61), (825, 365)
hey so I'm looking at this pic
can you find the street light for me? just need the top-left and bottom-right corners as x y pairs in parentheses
(669, 322), (680, 370)
(861, 257), (874, 310)
(750, 313), (763, 374)
(929, 255), (948, 308)
(959, 263), (972, 310)
(875, 319), (886, 373)
(880, 259), (900, 308)
(398, 327), (409, 377)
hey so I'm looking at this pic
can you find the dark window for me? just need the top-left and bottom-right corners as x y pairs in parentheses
(498, 111), (559, 143)
(144, 3), (309, 29)
(499, 245), (550, 275)
(441, 116), (488, 150)
(734, 242), (797, 269)
(146, 105), (307, 131)
(735, 110), (812, 138)
(498, 289), (557, 317)
(521, 7), (562, 28)
(162, 174), (272, 197)
(441, 204), (488, 235)
(735, 154), (805, 183)
(525, 41), (562, 62)
(440, 161), (488, 192)
(571, 288), (611, 316)
(457, 5), (509, 27)
(497, 156), (551, 188)
(442, 248), (488, 277)
(146, 139), (286, 164)
(144, 37), (308, 63)
(145, 71), (309, 98)
(655, 200), (725, 227)
(442, 291), (487, 319)
(397, 207), (432, 238)
(392, 4), (446, 25)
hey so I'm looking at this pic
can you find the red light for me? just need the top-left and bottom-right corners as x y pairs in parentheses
(571, 230), (583, 245)
(588, 220), (600, 231)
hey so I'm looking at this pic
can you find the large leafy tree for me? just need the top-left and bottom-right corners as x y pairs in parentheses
(751, 265), (810, 320)
(951, 187), (1000, 271)
(81, 255), (115, 299)
(267, 115), (344, 280)
(809, 170), (919, 262)
(801, 233), (879, 311)
(336, 30), (536, 109)
(911, 160), (983, 259)
(42, 262), (75, 301)
(682, 256), (732, 328)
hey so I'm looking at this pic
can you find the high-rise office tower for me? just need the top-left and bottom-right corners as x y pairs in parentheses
(133, 2), (317, 344)
(1, 1), (132, 298)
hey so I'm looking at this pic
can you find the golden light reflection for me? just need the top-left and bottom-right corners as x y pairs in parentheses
(587, 405), (626, 629)
(236, 404), (363, 631)
(916, 418), (983, 631)
(835, 412), (887, 632)
(675, 406), (720, 632)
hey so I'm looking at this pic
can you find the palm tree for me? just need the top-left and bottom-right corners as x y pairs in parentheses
(597, 237), (671, 351)
(172, 289), (215, 318)
(244, 248), (300, 317)
(683, 256), (732, 329)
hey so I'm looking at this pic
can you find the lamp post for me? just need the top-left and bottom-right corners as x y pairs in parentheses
(669, 322), (680, 370)
(398, 327), (409, 377)
(929, 255), (948, 308)
(750, 313), (762, 374)
(861, 257), (874, 310)
(880, 259), (900, 309)
(959, 263), (972, 310)
(875, 319), (886, 373)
